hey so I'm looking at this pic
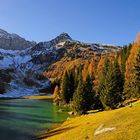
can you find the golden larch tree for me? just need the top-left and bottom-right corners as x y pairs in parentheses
(124, 33), (140, 98)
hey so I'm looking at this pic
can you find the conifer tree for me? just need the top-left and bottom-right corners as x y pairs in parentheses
(124, 35), (140, 99)
(82, 61), (89, 81)
(85, 73), (102, 110)
(98, 59), (112, 109)
(73, 71), (101, 114)
(112, 58), (123, 102)
(53, 85), (59, 98)
(68, 70), (75, 101)
(98, 59), (122, 109)
(88, 61), (94, 78)
(73, 73), (86, 115)
(61, 71), (71, 103)
(74, 65), (83, 89)
(61, 70), (75, 104)
(53, 85), (62, 105)
(83, 74), (94, 111)
(120, 44), (132, 74)
(134, 48), (140, 98)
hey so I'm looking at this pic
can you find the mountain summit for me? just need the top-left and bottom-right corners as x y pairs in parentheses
(55, 32), (72, 41)
(0, 28), (36, 50)
(0, 28), (20, 39)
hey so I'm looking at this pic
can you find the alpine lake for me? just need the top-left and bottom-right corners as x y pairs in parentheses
(0, 98), (68, 140)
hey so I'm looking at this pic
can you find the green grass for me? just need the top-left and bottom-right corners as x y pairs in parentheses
(41, 100), (140, 140)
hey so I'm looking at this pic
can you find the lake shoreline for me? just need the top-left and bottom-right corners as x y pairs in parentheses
(22, 95), (54, 100)
(36, 123), (63, 139)
(0, 95), (70, 140)
(0, 95), (54, 100)
(0, 97), (69, 140)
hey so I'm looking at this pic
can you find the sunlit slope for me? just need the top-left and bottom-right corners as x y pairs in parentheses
(42, 100), (140, 140)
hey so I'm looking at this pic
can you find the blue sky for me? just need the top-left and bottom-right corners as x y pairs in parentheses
(0, 0), (140, 45)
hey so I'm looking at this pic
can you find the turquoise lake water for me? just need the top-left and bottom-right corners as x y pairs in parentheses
(0, 99), (68, 140)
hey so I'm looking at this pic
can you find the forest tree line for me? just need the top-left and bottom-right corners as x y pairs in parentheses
(52, 43), (140, 115)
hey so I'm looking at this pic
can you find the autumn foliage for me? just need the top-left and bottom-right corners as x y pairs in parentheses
(124, 33), (140, 98)
(43, 33), (140, 114)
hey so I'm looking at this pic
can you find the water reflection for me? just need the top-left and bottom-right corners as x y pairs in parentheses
(0, 99), (68, 140)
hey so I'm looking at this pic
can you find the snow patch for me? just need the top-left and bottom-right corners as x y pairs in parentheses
(94, 124), (116, 136)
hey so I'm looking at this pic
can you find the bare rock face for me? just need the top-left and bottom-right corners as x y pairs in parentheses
(0, 29), (36, 50)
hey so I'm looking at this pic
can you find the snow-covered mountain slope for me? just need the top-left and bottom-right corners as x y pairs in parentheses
(25, 33), (121, 65)
(30, 32), (120, 55)
(0, 48), (50, 98)
(0, 29), (36, 50)
(0, 30), (121, 97)
(0, 48), (31, 68)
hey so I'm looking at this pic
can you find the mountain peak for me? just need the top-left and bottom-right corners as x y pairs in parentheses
(0, 28), (20, 39)
(59, 32), (71, 37)
(0, 28), (9, 37)
(0, 28), (36, 50)
(0, 28), (7, 33)
(55, 32), (72, 42)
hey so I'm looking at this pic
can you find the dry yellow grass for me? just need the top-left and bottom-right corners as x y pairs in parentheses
(41, 100), (140, 140)
(23, 95), (54, 99)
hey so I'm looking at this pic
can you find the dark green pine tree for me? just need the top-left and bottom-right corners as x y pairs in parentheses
(68, 70), (75, 102)
(61, 71), (71, 103)
(98, 59), (112, 109)
(73, 71), (101, 114)
(61, 70), (76, 104)
(134, 48), (140, 98)
(119, 44), (132, 96)
(85, 73), (103, 110)
(120, 44), (132, 74)
(83, 74), (94, 111)
(74, 65), (83, 89)
(73, 73), (87, 115)
(112, 58), (123, 102)
(99, 59), (122, 109)
(83, 73), (102, 111)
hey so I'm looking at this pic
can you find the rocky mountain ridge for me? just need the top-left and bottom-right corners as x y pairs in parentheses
(0, 29), (121, 97)
(0, 29), (36, 50)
